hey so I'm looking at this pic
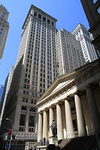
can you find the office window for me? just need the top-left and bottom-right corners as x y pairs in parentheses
(97, 6), (100, 14)
(47, 19), (50, 24)
(19, 114), (25, 126)
(29, 116), (35, 126)
(34, 11), (37, 17)
(21, 106), (26, 110)
(43, 16), (46, 22)
(38, 14), (41, 19)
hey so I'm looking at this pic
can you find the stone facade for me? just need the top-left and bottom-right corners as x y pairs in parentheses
(37, 60), (100, 143)
(0, 4), (9, 59)
(81, 0), (100, 51)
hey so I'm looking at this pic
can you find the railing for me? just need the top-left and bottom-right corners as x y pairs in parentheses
(66, 131), (78, 140)
(82, 135), (97, 150)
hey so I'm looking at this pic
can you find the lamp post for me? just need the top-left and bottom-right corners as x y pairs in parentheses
(6, 118), (13, 150)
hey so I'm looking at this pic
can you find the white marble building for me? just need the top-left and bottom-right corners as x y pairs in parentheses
(37, 60), (100, 145)
(72, 24), (98, 63)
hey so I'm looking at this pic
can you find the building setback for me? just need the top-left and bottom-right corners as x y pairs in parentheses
(0, 4), (9, 59)
(56, 28), (85, 76)
(72, 23), (98, 63)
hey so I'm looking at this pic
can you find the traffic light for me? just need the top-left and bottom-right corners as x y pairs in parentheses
(7, 129), (12, 140)
(8, 129), (12, 135)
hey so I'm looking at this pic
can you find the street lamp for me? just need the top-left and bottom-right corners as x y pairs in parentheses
(6, 118), (13, 150)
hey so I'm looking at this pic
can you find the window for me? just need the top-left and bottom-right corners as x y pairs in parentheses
(47, 19), (50, 24)
(97, 6), (100, 14)
(19, 127), (24, 131)
(34, 11), (37, 17)
(30, 107), (35, 112)
(29, 116), (35, 126)
(29, 127), (34, 132)
(21, 106), (26, 110)
(43, 17), (46, 22)
(19, 114), (25, 126)
(52, 21), (54, 26)
(38, 14), (41, 19)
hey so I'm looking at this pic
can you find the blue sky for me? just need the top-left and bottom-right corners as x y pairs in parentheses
(0, 0), (89, 85)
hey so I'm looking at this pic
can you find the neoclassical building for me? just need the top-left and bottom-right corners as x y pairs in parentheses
(37, 60), (100, 144)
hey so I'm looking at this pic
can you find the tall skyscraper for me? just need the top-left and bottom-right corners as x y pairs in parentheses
(80, 0), (100, 51)
(72, 24), (98, 63)
(16, 5), (57, 92)
(1, 5), (57, 147)
(56, 28), (85, 76)
(0, 4), (9, 59)
(1, 4), (99, 149)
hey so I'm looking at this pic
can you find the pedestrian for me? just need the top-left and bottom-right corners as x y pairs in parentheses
(46, 139), (49, 145)
(43, 137), (46, 145)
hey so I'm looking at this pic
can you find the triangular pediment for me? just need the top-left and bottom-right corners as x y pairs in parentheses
(38, 60), (99, 102)
(50, 79), (72, 95)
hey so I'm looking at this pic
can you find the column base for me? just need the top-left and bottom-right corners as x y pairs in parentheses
(49, 136), (58, 145)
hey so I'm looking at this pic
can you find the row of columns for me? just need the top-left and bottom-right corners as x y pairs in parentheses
(38, 85), (100, 142)
(38, 94), (86, 141)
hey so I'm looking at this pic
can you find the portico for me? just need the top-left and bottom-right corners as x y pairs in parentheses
(37, 60), (100, 143)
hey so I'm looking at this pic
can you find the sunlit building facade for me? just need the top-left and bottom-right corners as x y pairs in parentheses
(56, 28), (85, 76)
(37, 60), (100, 149)
(1, 5), (57, 148)
(0, 4), (9, 59)
(72, 24), (98, 63)
(80, 0), (100, 51)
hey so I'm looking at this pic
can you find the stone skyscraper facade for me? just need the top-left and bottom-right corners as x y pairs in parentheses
(0, 4), (9, 59)
(56, 28), (85, 76)
(80, 0), (100, 51)
(1, 5), (57, 148)
(72, 24), (98, 63)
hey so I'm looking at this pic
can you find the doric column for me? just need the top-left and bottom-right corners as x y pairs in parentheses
(86, 85), (100, 149)
(65, 100), (75, 138)
(56, 104), (63, 140)
(25, 106), (30, 132)
(74, 94), (86, 137)
(86, 85), (100, 133)
(38, 112), (42, 142)
(43, 110), (48, 140)
(49, 107), (54, 137)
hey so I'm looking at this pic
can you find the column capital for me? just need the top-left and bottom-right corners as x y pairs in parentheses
(74, 90), (83, 97)
(38, 111), (43, 114)
(85, 84), (92, 90)
(44, 108), (49, 112)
